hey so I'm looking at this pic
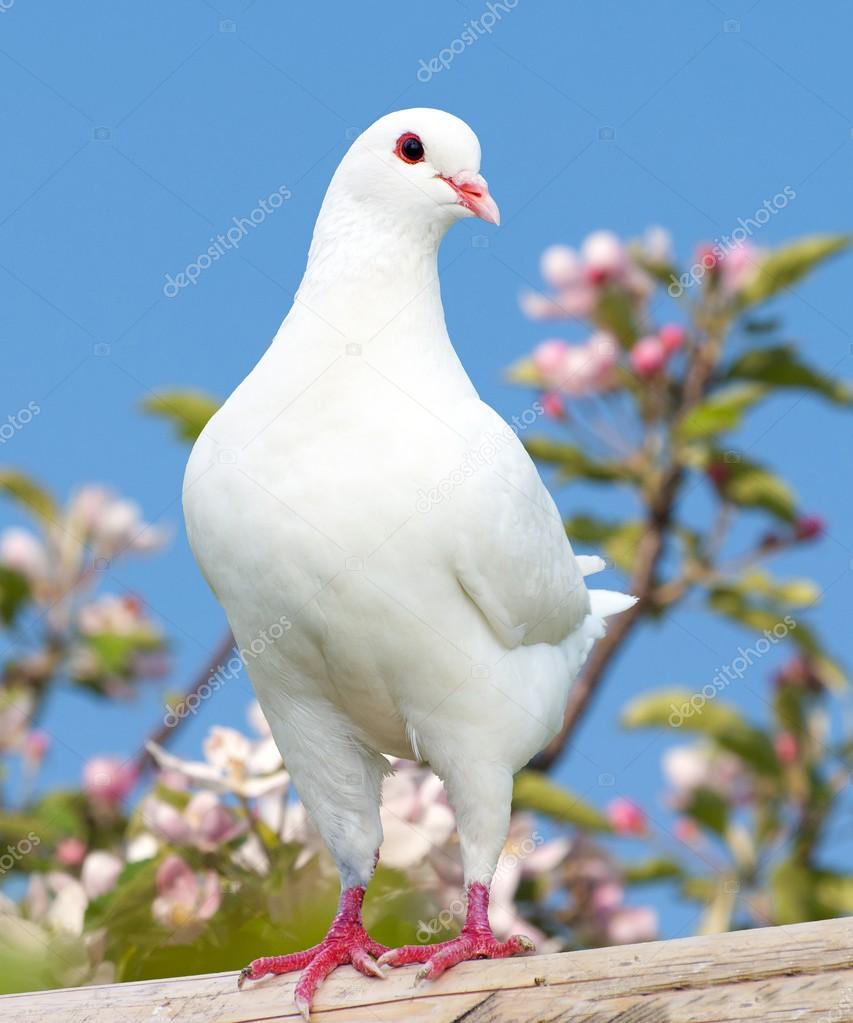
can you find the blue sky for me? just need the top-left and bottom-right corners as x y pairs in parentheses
(1, 0), (852, 939)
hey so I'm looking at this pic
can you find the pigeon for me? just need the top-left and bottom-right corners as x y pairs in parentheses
(183, 107), (635, 1019)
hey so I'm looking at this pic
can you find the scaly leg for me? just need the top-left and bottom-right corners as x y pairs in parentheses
(238, 886), (387, 1019)
(378, 881), (533, 979)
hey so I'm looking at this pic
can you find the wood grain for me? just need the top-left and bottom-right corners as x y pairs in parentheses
(2, 917), (852, 1022)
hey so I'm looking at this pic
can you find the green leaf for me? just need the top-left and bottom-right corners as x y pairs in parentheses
(594, 286), (638, 347)
(524, 438), (636, 485)
(141, 390), (220, 443)
(770, 859), (832, 924)
(564, 514), (620, 545)
(740, 234), (849, 306)
(724, 345), (853, 405)
(84, 629), (163, 677)
(814, 873), (853, 913)
(623, 857), (683, 884)
(622, 688), (779, 777)
(622, 688), (743, 734)
(0, 567), (30, 626)
(512, 770), (612, 831)
(603, 521), (645, 572)
(678, 384), (767, 441)
(710, 451), (798, 523)
(630, 249), (681, 289)
(31, 790), (89, 841)
(505, 357), (543, 387)
(0, 469), (58, 525)
(685, 787), (729, 835)
(736, 569), (820, 609)
(681, 875), (717, 902)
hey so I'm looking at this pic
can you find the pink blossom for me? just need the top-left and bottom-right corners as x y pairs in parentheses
(581, 230), (627, 282)
(604, 905), (658, 945)
(720, 241), (764, 295)
(674, 818), (701, 845)
(607, 797), (647, 835)
(629, 335), (666, 377)
(247, 700), (272, 738)
(706, 460), (731, 488)
(519, 836), (572, 877)
(694, 243), (720, 273)
(532, 334), (617, 397)
(521, 290), (590, 320)
(775, 732), (799, 765)
(794, 515), (825, 541)
(152, 854), (221, 930)
(56, 837), (87, 867)
(69, 486), (166, 557)
(77, 594), (150, 637)
(540, 392), (566, 420)
(662, 745), (713, 794)
(23, 729), (51, 763)
(146, 727), (288, 800)
(774, 656), (824, 694)
(641, 225), (673, 266)
(558, 332), (618, 396)
(591, 881), (624, 912)
(663, 744), (745, 803)
(0, 528), (49, 583)
(540, 244), (582, 289)
(0, 689), (33, 753)
(532, 339), (569, 378)
(380, 767), (455, 869)
(83, 756), (137, 805)
(81, 850), (123, 899)
(144, 791), (245, 852)
(658, 323), (686, 354)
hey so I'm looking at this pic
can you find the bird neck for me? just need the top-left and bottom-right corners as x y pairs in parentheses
(293, 186), (450, 344)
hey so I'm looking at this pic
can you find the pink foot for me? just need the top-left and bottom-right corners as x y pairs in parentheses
(238, 887), (387, 1020)
(378, 882), (534, 981)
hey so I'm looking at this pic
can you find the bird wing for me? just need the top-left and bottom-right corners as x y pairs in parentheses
(451, 401), (590, 649)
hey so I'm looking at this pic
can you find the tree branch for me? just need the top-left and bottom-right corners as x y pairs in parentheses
(532, 312), (729, 772)
(134, 628), (235, 773)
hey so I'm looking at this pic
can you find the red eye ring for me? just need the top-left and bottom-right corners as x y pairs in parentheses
(395, 132), (425, 164)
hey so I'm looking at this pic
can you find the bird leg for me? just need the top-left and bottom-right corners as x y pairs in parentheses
(378, 881), (534, 980)
(238, 885), (387, 1019)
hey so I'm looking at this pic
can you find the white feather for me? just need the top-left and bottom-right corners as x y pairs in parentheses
(183, 108), (634, 889)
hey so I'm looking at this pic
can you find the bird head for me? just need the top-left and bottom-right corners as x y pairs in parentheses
(331, 108), (500, 229)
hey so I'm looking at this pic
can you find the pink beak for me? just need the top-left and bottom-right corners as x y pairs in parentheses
(443, 171), (500, 226)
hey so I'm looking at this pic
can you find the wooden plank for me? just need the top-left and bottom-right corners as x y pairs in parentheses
(1, 917), (851, 1022)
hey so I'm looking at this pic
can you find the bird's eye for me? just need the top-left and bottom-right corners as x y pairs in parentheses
(396, 133), (425, 164)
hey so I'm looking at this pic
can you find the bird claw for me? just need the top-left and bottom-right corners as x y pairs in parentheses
(383, 930), (535, 982)
(236, 889), (387, 1020)
(294, 993), (311, 1022)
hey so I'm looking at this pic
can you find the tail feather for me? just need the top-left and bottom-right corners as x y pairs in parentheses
(589, 588), (638, 619)
(576, 554), (606, 577)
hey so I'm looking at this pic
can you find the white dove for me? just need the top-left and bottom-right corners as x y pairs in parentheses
(183, 107), (635, 1018)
